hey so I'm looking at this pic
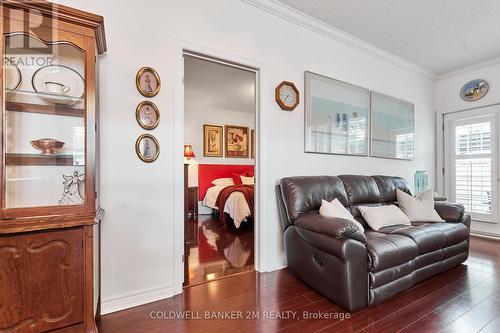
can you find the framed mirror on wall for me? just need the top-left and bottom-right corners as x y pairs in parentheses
(304, 72), (369, 156)
(370, 92), (414, 160)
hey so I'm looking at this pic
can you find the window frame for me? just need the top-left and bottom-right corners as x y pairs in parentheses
(446, 113), (498, 223)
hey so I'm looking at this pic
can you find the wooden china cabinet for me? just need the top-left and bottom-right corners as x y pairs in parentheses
(0, 1), (106, 332)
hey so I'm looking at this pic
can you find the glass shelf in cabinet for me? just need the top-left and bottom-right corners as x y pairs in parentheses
(6, 89), (84, 106)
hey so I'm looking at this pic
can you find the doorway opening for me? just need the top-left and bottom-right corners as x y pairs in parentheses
(183, 53), (257, 286)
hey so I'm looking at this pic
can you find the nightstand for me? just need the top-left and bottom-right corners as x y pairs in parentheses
(186, 187), (198, 218)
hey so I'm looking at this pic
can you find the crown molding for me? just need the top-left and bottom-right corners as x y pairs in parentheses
(242, 0), (436, 80)
(436, 56), (500, 81)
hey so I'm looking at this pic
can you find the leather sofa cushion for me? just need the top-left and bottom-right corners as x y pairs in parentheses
(410, 222), (469, 247)
(369, 261), (415, 288)
(339, 175), (381, 204)
(365, 231), (418, 272)
(280, 176), (349, 223)
(378, 222), (469, 255)
(371, 175), (412, 203)
(378, 225), (446, 254)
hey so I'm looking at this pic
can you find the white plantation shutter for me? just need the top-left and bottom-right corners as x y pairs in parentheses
(449, 116), (497, 222)
(455, 158), (491, 213)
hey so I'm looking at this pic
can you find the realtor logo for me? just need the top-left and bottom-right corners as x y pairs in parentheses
(3, 3), (57, 54)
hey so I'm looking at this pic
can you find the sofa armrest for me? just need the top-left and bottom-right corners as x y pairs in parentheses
(294, 213), (366, 243)
(434, 202), (465, 222)
(294, 227), (366, 259)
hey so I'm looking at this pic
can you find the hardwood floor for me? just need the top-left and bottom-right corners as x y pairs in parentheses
(185, 215), (254, 286)
(98, 236), (500, 333)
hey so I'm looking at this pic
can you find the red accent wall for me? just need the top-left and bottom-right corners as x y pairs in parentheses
(198, 164), (254, 200)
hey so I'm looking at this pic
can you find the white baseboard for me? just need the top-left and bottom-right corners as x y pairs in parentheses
(101, 285), (174, 315)
(471, 231), (500, 241)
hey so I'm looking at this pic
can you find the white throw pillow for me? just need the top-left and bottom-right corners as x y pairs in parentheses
(319, 198), (365, 233)
(240, 175), (255, 185)
(358, 205), (410, 231)
(211, 178), (234, 186)
(397, 189), (444, 222)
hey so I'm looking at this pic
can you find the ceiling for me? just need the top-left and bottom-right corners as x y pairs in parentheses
(277, 0), (500, 75)
(184, 55), (256, 113)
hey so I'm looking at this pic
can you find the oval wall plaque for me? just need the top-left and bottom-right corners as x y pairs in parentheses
(460, 79), (489, 102)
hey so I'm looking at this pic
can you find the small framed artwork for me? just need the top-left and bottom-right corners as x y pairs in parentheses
(136, 66), (161, 97)
(225, 125), (249, 158)
(136, 134), (160, 163)
(136, 101), (160, 130)
(203, 124), (223, 157)
(251, 129), (255, 159)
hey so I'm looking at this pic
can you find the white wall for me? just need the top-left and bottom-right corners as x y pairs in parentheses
(184, 104), (255, 187)
(435, 59), (500, 113)
(61, 0), (436, 314)
(435, 59), (500, 236)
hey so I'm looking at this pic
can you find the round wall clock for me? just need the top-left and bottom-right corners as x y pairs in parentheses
(460, 79), (489, 102)
(275, 81), (299, 111)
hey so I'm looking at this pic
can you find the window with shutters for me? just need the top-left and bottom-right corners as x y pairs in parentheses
(445, 113), (498, 223)
(454, 122), (492, 215)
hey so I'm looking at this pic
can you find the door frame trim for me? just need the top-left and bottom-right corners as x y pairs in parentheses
(443, 109), (498, 222)
(436, 102), (500, 196)
(172, 40), (264, 295)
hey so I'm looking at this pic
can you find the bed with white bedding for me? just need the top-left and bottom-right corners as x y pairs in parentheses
(203, 185), (251, 228)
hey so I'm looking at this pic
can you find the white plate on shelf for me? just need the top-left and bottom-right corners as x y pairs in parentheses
(32, 64), (85, 101)
(4, 57), (22, 93)
(36, 91), (83, 105)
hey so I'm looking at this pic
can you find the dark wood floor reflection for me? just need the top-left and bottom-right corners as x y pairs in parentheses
(98, 236), (500, 333)
(185, 215), (254, 286)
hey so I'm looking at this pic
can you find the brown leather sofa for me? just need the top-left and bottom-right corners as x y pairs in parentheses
(276, 175), (470, 312)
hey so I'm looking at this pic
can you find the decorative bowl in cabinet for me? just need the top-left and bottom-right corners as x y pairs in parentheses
(30, 138), (66, 154)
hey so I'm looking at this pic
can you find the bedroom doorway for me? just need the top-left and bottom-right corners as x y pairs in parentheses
(183, 53), (257, 286)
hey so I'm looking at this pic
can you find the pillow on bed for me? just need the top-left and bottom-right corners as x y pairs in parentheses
(211, 178), (234, 186)
(240, 175), (255, 185)
(232, 173), (245, 185)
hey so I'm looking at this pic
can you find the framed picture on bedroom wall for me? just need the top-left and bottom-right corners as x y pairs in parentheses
(203, 124), (223, 157)
(225, 125), (249, 158)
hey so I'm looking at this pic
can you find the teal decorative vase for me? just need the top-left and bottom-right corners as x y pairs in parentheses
(414, 171), (429, 194)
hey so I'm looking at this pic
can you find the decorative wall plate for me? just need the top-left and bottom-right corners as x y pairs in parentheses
(4, 57), (22, 93)
(136, 66), (161, 97)
(32, 64), (85, 104)
(460, 79), (489, 101)
(136, 134), (160, 163)
(136, 101), (160, 130)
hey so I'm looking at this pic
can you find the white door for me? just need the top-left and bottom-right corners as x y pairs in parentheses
(444, 106), (499, 224)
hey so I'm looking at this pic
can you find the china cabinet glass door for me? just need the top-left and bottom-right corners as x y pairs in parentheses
(3, 33), (87, 209)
